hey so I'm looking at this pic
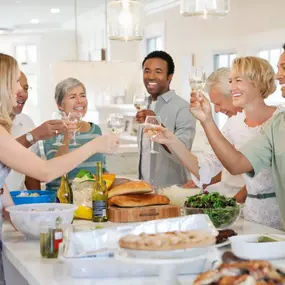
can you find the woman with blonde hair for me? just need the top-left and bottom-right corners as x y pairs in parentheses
(0, 53), (119, 282)
(153, 56), (284, 229)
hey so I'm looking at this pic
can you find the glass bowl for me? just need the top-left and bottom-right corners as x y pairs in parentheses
(182, 204), (243, 229)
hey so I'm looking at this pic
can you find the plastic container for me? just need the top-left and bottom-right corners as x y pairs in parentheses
(10, 190), (56, 205)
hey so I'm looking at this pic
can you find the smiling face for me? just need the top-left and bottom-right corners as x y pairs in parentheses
(143, 58), (173, 99)
(14, 72), (29, 114)
(276, 51), (285, 98)
(209, 87), (241, 117)
(11, 68), (22, 109)
(229, 72), (261, 108)
(59, 85), (88, 117)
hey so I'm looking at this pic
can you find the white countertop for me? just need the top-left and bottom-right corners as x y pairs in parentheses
(2, 219), (284, 285)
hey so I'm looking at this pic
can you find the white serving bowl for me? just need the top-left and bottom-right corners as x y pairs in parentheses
(230, 234), (285, 260)
(6, 203), (77, 239)
(157, 185), (201, 206)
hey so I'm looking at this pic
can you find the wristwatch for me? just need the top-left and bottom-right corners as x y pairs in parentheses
(26, 132), (35, 145)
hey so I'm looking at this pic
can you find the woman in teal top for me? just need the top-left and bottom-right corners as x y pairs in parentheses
(42, 77), (107, 191)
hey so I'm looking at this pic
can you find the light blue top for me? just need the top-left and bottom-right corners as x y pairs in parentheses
(41, 122), (107, 191)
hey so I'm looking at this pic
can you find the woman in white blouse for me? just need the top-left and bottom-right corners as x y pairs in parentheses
(153, 56), (283, 229)
(184, 68), (245, 198)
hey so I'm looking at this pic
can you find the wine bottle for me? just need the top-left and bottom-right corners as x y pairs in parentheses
(56, 174), (73, 204)
(92, 161), (108, 222)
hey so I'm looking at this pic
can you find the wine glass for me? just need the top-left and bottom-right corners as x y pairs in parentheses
(68, 112), (82, 146)
(107, 113), (124, 134)
(52, 111), (66, 146)
(133, 94), (148, 111)
(106, 113), (124, 154)
(189, 67), (206, 94)
(144, 115), (161, 154)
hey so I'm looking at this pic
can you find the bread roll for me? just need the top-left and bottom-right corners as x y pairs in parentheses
(108, 194), (170, 207)
(108, 181), (153, 198)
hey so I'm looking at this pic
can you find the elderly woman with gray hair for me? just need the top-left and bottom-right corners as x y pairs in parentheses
(41, 77), (107, 191)
(184, 68), (245, 198)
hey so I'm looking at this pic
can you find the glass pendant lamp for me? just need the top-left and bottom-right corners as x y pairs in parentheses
(180, 0), (230, 17)
(108, 0), (144, 41)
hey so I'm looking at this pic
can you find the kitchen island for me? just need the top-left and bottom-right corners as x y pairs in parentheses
(2, 219), (284, 285)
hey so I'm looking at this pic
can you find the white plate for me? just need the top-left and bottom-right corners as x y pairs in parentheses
(120, 246), (211, 260)
(230, 234), (285, 260)
(215, 239), (231, 248)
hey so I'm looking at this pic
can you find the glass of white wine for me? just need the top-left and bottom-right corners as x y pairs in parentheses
(106, 113), (124, 154)
(189, 67), (206, 93)
(68, 112), (82, 146)
(133, 94), (148, 111)
(144, 115), (161, 154)
(52, 111), (66, 146)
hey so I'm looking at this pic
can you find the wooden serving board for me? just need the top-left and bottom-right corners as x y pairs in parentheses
(107, 205), (181, 223)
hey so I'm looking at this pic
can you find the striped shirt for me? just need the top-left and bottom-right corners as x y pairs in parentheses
(41, 122), (106, 191)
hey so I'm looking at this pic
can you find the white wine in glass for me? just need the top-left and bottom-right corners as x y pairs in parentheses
(68, 112), (82, 146)
(107, 113), (124, 134)
(51, 111), (66, 146)
(133, 94), (148, 111)
(189, 67), (206, 92)
(144, 115), (161, 154)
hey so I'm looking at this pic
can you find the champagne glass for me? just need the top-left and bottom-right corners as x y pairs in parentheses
(144, 115), (161, 154)
(189, 67), (206, 94)
(133, 94), (148, 111)
(68, 112), (82, 146)
(52, 111), (66, 146)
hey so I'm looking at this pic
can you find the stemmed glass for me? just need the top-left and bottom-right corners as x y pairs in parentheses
(106, 113), (124, 154)
(144, 115), (161, 154)
(188, 67), (206, 94)
(68, 112), (82, 146)
(52, 111), (66, 146)
(107, 113), (124, 134)
(133, 94), (148, 111)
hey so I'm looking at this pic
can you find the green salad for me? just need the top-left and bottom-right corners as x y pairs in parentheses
(184, 192), (240, 228)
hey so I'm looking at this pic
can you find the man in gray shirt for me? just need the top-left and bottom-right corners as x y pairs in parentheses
(136, 51), (196, 187)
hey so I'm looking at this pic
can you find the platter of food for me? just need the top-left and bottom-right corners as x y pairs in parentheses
(118, 229), (216, 259)
(194, 251), (285, 285)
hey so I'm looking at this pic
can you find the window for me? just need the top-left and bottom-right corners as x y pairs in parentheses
(259, 48), (283, 106)
(146, 36), (163, 54)
(214, 53), (236, 70)
(15, 45), (37, 64)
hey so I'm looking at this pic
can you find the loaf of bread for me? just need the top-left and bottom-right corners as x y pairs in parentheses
(108, 194), (170, 207)
(108, 181), (153, 198)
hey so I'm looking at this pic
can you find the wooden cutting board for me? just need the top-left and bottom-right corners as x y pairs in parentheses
(107, 205), (181, 223)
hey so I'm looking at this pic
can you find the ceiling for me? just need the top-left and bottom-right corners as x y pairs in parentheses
(0, 0), (166, 34)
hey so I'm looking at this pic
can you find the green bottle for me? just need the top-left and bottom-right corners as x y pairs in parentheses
(92, 161), (108, 222)
(56, 174), (73, 204)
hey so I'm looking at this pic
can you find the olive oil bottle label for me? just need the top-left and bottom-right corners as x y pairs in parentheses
(92, 200), (106, 217)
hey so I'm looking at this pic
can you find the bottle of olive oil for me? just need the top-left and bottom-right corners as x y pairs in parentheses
(56, 174), (73, 204)
(92, 161), (108, 222)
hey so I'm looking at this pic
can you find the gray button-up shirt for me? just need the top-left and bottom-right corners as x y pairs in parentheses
(138, 90), (196, 187)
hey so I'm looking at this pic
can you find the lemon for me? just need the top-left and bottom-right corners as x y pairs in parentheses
(74, 205), (92, 220)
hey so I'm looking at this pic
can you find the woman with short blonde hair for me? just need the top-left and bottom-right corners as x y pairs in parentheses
(154, 56), (284, 229)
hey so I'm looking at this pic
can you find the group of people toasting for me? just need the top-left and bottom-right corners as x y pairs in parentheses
(0, 44), (285, 239)
(140, 46), (285, 231)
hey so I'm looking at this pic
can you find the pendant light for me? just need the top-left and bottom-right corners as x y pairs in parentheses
(107, 0), (144, 41)
(180, 0), (230, 17)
